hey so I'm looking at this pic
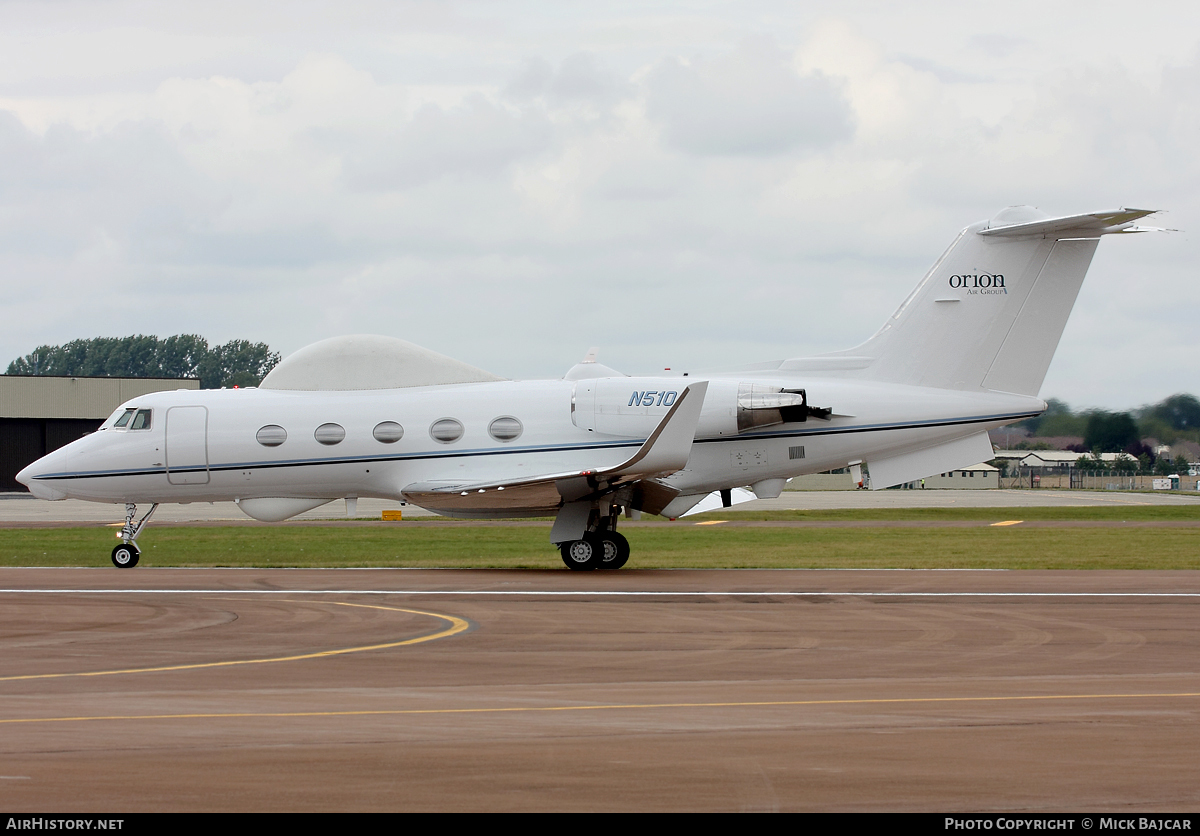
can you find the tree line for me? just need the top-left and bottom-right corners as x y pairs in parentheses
(1009, 393), (1200, 472)
(5, 335), (280, 390)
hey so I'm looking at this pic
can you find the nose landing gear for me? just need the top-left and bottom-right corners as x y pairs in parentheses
(111, 502), (158, 568)
(111, 542), (139, 568)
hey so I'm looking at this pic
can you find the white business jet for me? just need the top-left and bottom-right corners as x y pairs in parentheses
(18, 206), (1161, 569)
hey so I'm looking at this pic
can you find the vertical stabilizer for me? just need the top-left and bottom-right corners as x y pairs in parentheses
(802, 207), (1158, 396)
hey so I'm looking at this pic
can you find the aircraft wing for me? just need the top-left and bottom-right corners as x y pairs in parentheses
(401, 381), (709, 516)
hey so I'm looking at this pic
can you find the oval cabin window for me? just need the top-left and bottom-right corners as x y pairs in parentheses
(257, 425), (287, 447)
(429, 418), (464, 444)
(315, 423), (346, 445)
(488, 416), (523, 442)
(373, 421), (404, 443)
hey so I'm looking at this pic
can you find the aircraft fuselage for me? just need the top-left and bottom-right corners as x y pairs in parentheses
(20, 374), (1041, 508)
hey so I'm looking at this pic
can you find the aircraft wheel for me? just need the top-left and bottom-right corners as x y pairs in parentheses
(111, 543), (140, 569)
(598, 531), (630, 570)
(560, 534), (603, 571)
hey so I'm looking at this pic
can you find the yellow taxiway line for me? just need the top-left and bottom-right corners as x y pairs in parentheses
(2, 691), (1199, 726)
(0, 601), (470, 683)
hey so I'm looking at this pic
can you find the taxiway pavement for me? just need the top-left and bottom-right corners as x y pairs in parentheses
(2, 488), (1198, 526)
(2, 568), (1198, 811)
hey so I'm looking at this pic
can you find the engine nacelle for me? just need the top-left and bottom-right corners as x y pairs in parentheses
(571, 378), (812, 438)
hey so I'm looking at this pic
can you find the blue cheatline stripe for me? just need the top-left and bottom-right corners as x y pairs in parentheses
(32, 410), (1038, 483)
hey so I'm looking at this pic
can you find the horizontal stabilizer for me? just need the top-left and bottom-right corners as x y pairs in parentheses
(866, 432), (994, 490)
(402, 382), (709, 516)
(979, 208), (1158, 238)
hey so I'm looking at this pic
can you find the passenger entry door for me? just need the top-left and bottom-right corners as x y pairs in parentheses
(166, 406), (210, 485)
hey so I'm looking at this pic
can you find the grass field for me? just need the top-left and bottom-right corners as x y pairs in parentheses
(3, 506), (1199, 570)
(684, 506), (1200, 522)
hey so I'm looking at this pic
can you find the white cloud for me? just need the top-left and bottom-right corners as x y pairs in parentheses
(0, 4), (1197, 410)
(645, 39), (854, 156)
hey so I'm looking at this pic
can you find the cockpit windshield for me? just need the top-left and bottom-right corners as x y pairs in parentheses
(105, 407), (151, 431)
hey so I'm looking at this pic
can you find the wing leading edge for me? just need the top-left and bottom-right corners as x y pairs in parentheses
(401, 381), (709, 517)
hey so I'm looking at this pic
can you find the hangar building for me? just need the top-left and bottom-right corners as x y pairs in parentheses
(0, 376), (200, 491)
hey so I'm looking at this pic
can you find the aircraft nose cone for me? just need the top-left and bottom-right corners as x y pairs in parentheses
(16, 459), (67, 500)
(16, 461), (36, 487)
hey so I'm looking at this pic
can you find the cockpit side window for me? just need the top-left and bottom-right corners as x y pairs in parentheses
(130, 409), (152, 430)
(113, 408), (136, 429)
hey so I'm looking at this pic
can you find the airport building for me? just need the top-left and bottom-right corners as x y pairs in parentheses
(923, 463), (1000, 489)
(789, 463), (1000, 490)
(0, 376), (199, 491)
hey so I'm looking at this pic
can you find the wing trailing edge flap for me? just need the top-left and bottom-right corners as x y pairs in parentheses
(866, 431), (995, 490)
(401, 381), (710, 516)
(667, 487), (758, 519)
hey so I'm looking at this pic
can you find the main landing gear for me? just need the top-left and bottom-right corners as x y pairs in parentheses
(111, 502), (158, 568)
(559, 528), (630, 571)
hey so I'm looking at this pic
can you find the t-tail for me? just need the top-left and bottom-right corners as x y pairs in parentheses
(805, 206), (1163, 396)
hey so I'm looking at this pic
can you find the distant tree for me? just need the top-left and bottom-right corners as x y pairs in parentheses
(1175, 454), (1191, 474)
(1149, 395), (1200, 431)
(5, 335), (280, 389)
(1136, 394), (1200, 445)
(1111, 454), (1137, 473)
(1016, 398), (1070, 435)
(1084, 411), (1140, 454)
(1124, 441), (1153, 461)
(196, 340), (280, 389)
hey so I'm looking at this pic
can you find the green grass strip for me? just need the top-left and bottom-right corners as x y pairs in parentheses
(2, 523), (1198, 570)
(684, 505), (1200, 522)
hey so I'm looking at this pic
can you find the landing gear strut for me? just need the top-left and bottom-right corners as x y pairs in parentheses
(111, 502), (157, 568)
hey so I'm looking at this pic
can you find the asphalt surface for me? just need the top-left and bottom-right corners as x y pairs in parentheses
(3, 488), (1199, 525)
(2, 568), (1199, 811)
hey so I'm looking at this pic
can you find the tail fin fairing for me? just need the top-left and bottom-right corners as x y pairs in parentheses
(792, 207), (1158, 396)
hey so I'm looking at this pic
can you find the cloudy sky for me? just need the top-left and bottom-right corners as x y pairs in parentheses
(2, 0), (1196, 409)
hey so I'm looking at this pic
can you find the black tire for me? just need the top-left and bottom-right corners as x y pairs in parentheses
(560, 534), (603, 571)
(111, 542), (140, 569)
(598, 531), (630, 570)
